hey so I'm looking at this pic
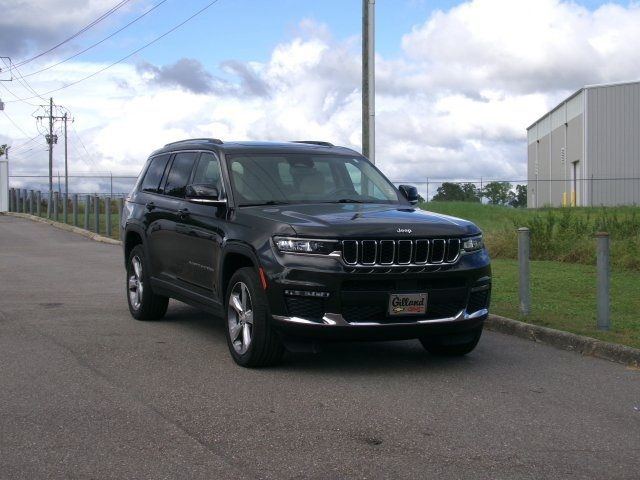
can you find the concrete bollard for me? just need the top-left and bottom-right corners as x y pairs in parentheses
(105, 196), (111, 238)
(518, 227), (530, 316)
(596, 232), (610, 331)
(63, 193), (68, 224)
(118, 197), (124, 240)
(72, 194), (78, 227)
(53, 192), (59, 221)
(29, 190), (34, 215)
(23, 189), (28, 214)
(47, 191), (52, 219)
(94, 195), (100, 234)
(84, 195), (90, 230)
(16, 189), (22, 214)
(36, 191), (41, 216)
(9, 188), (14, 212)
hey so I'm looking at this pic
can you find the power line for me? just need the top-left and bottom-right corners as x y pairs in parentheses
(1, 58), (46, 102)
(12, 0), (131, 69)
(22, 0), (169, 79)
(2, 110), (34, 137)
(6, 0), (222, 103)
(0, 81), (38, 107)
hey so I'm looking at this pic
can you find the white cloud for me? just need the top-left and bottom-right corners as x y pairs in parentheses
(5, 1), (640, 196)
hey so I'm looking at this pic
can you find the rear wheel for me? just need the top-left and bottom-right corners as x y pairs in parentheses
(126, 244), (168, 320)
(225, 267), (285, 367)
(419, 326), (483, 356)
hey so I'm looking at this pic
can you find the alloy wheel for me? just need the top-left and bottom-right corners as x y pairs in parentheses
(128, 256), (144, 310)
(227, 281), (254, 354)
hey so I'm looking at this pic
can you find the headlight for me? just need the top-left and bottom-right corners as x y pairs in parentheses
(273, 237), (339, 255)
(462, 235), (484, 252)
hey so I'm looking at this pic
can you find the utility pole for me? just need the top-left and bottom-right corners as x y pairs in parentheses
(36, 98), (65, 195)
(63, 113), (68, 197)
(362, 0), (375, 164)
(48, 98), (53, 195)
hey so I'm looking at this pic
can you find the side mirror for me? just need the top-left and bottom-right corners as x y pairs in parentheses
(185, 184), (226, 205)
(398, 185), (419, 205)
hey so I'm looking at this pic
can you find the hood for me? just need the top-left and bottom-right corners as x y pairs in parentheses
(240, 203), (481, 238)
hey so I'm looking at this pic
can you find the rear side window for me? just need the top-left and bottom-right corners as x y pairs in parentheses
(163, 152), (198, 198)
(140, 154), (170, 193)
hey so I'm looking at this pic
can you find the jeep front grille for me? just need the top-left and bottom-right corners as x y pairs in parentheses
(341, 239), (461, 266)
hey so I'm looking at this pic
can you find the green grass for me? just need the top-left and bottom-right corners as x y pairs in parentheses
(491, 259), (640, 349)
(33, 205), (121, 241)
(423, 201), (640, 270)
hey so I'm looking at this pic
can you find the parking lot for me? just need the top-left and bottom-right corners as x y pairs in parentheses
(1, 215), (639, 480)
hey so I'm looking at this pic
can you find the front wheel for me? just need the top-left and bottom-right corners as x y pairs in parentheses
(419, 326), (483, 356)
(225, 267), (285, 368)
(126, 244), (168, 320)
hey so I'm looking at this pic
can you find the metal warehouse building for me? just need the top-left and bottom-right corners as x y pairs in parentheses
(527, 81), (640, 207)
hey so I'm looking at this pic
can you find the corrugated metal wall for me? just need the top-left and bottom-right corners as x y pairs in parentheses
(586, 83), (640, 206)
(527, 90), (584, 207)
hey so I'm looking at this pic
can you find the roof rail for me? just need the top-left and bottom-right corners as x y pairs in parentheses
(291, 140), (334, 147)
(164, 138), (223, 147)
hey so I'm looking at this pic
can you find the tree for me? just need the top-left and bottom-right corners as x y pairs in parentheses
(432, 182), (480, 202)
(508, 184), (527, 208)
(482, 181), (511, 205)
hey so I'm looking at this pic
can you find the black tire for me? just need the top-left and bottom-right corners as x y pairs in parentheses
(225, 267), (285, 368)
(419, 326), (483, 356)
(126, 244), (169, 321)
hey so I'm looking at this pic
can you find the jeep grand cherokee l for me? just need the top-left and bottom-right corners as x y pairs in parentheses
(122, 139), (491, 367)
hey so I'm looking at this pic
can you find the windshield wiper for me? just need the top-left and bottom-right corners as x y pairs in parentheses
(334, 198), (366, 203)
(239, 201), (290, 207)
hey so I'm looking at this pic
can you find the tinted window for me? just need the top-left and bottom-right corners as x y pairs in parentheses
(163, 152), (198, 198)
(192, 152), (223, 193)
(140, 154), (170, 193)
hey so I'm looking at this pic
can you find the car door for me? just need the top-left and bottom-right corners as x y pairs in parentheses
(151, 151), (199, 282)
(176, 151), (227, 297)
(138, 153), (173, 279)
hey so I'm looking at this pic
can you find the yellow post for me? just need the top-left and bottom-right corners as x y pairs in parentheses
(571, 191), (576, 207)
(562, 192), (567, 207)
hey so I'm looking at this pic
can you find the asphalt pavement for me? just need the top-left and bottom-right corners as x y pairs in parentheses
(1, 214), (639, 480)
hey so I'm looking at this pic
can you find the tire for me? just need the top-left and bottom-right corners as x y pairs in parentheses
(126, 244), (169, 321)
(419, 326), (483, 356)
(225, 267), (285, 368)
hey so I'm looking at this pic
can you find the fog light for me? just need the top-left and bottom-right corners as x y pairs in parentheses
(284, 290), (330, 298)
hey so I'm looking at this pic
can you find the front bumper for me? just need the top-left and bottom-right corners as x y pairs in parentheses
(262, 247), (491, 341)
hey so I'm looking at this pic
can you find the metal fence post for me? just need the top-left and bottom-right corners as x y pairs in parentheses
(94, 195), (100, 234)
(596, 232), (610, 331)
(84, 195), (90, 230)
(47, 191), (52, 219)
(53, 192), (59, 221)
(105, 196), (111, 237)
(73, 194), (78, 226)
(22, 189), (27, 213)
(16, 189), (22, 214)
(9, 188), (14, 212)
(36, 191), (41, 216)
(118, 197), (124, 240)
(63, 193), (68, 224)
(518, 227), (530, 315)
(29, 190), (34, 215)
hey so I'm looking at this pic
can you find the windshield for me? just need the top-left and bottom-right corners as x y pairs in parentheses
(227, 154), (401, 206)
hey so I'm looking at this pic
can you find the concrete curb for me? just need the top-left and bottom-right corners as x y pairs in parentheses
(4, 212), (122, 246)
(486, 314), (640, 367)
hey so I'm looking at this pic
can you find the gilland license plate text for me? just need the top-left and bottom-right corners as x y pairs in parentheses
(388, 293), (427, 316)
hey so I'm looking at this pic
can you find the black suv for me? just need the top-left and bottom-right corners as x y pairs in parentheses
(122, 139), (491, 367)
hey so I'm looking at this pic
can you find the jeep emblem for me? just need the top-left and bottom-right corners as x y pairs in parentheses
(397, 228), (412, 234)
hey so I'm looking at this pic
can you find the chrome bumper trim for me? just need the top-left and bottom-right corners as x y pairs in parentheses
(272, 308), (488, 327)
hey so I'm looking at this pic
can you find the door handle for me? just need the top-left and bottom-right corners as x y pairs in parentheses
(145, 202), (156, 211)
(178, 208), (190, 219)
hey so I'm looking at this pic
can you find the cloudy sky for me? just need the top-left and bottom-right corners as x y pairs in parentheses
(2, 0), (640, 194)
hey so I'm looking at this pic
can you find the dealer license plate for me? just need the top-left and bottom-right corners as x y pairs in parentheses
(388, 293), (427, 316)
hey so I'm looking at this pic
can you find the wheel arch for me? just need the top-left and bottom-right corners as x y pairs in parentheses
(220, 243), (260, 300)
